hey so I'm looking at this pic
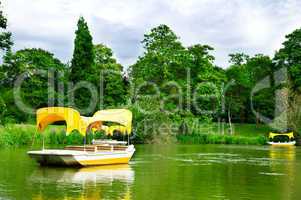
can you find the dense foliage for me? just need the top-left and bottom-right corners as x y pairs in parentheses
(0, 48), (66, 123)
(93, 44), (128, 108)
(225, 53), (275, 125)
(273, 28), (301, 132)
(130, 25), (226, 117)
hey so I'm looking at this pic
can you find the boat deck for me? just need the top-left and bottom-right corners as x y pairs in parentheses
(28, 145), (130, 156)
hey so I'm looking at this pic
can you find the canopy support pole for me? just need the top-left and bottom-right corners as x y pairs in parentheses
(42, 134), (45, 151)
(84, 134), (86, 152)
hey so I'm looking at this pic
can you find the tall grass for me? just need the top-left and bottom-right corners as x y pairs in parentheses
(176, 121), (269, 145)
(0, 124), (84, 147)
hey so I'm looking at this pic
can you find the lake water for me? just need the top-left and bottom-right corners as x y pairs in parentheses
(0, 145), (300, 200)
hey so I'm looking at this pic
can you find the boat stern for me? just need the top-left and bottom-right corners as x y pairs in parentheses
(28, 150), (81, 166)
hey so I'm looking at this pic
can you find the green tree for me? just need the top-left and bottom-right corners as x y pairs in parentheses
(130, 24), (186, 86)
(129, 25), (188, 115)
(0, 48), (66, 122)
(93, 44), (127, 108)
(225, 53), (275, 127)
(229, 53), (249, 66)
(0, 96), (6, 123)
(188, 45), (217, 83)
(274, 27), (301, 132)
(70, 16), (94, 81)
(69, 16), (95, 112)
(247, 54), (275, 125)
(274, 28), (301, 91)
(128, 25), (190, 141)
(188, 44), (226, 116)
(225, 53), (251, 129)
(0, 2), (12, 52)
(129, 24), (228, 141)
(0, 2), (13, 123)
(130, 24), (225, 118)
(247, 54), (273, 84)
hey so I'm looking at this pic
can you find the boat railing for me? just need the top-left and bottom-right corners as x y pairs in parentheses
(64, 144), (128, 152)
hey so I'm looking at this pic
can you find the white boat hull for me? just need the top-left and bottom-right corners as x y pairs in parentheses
(28, 145), (135, 166)
(267, 141), (296, 146)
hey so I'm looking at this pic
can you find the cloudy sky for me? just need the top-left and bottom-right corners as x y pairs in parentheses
(2, 0), (301, 68)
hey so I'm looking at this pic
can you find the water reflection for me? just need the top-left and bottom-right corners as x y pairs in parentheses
(269, 145), (296, 175)
(268, 146), (296, 200)
(269, 145), (296, 162)
(30, 165), (134, 200)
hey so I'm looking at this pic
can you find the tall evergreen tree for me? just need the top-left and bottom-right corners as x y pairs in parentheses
(69, 17), (95, 113)
(70, 16), (94, 82)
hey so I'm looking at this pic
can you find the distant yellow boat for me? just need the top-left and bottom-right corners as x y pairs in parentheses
(28, 107), (135, 167)
(267, 131), (296, 146)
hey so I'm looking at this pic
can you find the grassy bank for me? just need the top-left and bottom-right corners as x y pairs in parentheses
(177, 134), (267, 145)
(176, 123), (270, 145)
(0, 123), (270, 147)
(0, 124), (84, 147)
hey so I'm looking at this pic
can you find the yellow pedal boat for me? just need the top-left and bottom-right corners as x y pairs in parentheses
(267, 131), (296, 146)
(28, 107), (135, 167)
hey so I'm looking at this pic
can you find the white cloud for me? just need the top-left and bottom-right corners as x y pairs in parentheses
(2, 0), (301, 68)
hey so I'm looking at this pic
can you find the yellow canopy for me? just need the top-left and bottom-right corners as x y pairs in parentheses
(36, 107), (132, 136)
(37, 107), (88, 135)
(90, 109), (132, 135)
(269, 132), (294, 139)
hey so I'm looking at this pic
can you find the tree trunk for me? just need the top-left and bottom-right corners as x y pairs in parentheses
(228, 106), (233, 135)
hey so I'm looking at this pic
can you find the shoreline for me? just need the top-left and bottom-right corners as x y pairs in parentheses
(0, 123), (270, 147)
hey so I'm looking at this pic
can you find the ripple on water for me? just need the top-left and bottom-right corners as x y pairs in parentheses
(149, 151), (292, 167)
(259, 172), (285, 176)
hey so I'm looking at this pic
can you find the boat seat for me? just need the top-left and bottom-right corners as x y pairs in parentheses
(113, 145), (127, 151)
(96, 145), (113, 151)
(64, 146), (96, 152)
